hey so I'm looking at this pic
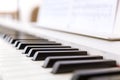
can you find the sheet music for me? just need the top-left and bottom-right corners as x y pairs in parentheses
(69, 0), (118, 34)
(38, 0), (118, 35)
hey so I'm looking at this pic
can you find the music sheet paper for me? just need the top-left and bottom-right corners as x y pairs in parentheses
(69, 0), (118, 34)
(38, 0), (118, 38)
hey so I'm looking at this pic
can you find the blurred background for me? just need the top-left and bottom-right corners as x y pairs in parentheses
(0, 0), (43, 39)
(0, 0), (42, 22)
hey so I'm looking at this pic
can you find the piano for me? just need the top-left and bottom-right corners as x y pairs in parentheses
(0, 0), (120, 80)
(0, 33), (119, 80)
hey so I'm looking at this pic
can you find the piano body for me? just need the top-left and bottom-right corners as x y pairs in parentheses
(0, 0), (120, 80)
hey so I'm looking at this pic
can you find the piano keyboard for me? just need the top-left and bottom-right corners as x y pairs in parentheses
(0, 34), (120, 80)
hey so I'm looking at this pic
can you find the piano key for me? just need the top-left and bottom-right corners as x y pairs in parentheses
(5, 36), (13, 42)
(10, 38), (48, 44)
(17, 42), (62, 49)
(5, 35), (11, 41)
(0, 37), (74, 80)
(71, 68), (120, 80)
(14, 40), (54, 48)
(51, 60), (117, 74)
(0, 73), (3, 80)
(1, 35), (120, 80)
(32, 51), (87, 61)
(7, 36), (15, 42)
(14, 41), (21, 47)
(9, 39), (18, 44)
(11, 39), (48, 46)
(23, 45), (71, 54)
(2, 34), (7, 39)
(43, 55), (103, 68)
(7, 36), (12, 42)
(26, 48), (79, 57)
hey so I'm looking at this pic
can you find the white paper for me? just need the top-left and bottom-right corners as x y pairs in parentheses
(38, 0), (118, 35)
(69, 0), (118, 34)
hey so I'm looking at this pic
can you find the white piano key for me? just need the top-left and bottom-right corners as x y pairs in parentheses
(0, 38), (72, 80)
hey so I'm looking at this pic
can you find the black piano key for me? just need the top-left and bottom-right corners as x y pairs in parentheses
(2, 34), (7, 39)
(3, 35), (11, 41)
(9, 38), (16, 44)
(14, 40), (54, 47)
(10, 38), (48, 44)
(9, 39), (17, 44)
(14, 41), (20, 47)
(14, 39), (48, 46)
(23, 45), (71, 54)
(51, 60), (117, 74)
(5, 35), (11, 41)
(7, 36), (15, 42)
(17, 42), (61, 49)
(7, 37), (12, 42)
(43, 56), (103, 68)
(26, 48), (79, 57)
(72, 68), (120, 80)
(10, 39), (22, 44)
(32, 51), (87, 61)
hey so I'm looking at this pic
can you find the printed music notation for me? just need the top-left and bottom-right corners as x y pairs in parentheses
(38, 0), (118, 35)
